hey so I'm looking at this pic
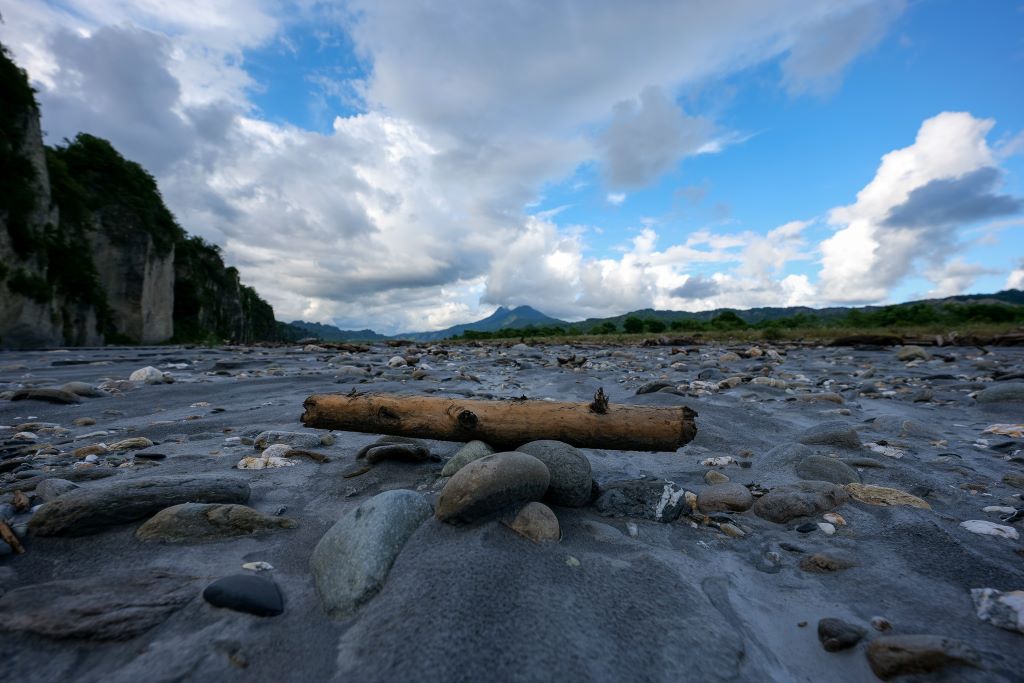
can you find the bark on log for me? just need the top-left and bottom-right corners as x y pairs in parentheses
(301, 392), (697, 452)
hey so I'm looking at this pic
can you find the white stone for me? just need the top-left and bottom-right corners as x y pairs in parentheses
(701, 456), (735, 467)
(982, 506), (1016, 514)
(129, 366), (166, 384)
(261, 444), (292, 459)
(818, 522), (836, 535)
(242, 561), (275, 572)
(388, 355), (407, 368)
(971, 588), (1024, 634)
(960, 520), (1019, 540)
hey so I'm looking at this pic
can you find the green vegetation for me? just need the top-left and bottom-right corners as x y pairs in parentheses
(0, 42), (41, 257)
(50, 133), (184, 256)
(449, 300), (1024, 343)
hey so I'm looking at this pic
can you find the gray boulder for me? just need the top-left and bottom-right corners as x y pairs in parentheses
(797, 421), (861, 448)
(594, 478), (687, 522)
(517, 440), (592, 507)
(311, 489), (432, 617)
(795, 455), (861, 484)
(253, 430), (321, 450)
(752, 481), (849, 523)
(28, 475), (250, 536)
(975, 382), (1024, 404)
(436, 452), (550, 523)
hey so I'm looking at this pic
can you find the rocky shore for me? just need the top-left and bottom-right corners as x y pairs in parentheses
(1, 340), (1022, 681)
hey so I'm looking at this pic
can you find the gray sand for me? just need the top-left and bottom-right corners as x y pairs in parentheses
(1, 341), (1022, 681)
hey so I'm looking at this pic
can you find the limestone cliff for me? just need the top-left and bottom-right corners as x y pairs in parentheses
(0, 44), (282, 348)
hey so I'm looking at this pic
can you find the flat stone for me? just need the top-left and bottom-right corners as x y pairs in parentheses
(441, 440), (495, 477)
(61, 381), (103, 397)
(505, 501), (560, 542)
(959, 519), (1019, 540)
(797, 421), (861, 448)
(311, 489), (432, 617)
(136, 503), (296, 542)
(253, 430), (321, 450)
(10, 388), (81, 404)
(203, 574), (283, 617)
(866, 634), (981, 680)
(363, 443), (432, 464)
(795, 455), (861, 484)
(594, 478), (687, 522)
(516, 440), (592, 507)
(0, 570), (195, 640)
(753, 481), (849, 523)
(436, 452), (550, 523)
(845, 483), (930, 509)
(29, 475), (251, 536)
(976, 382), (1024, 404)
(817, 618), (866, 651)
(697, 483), (753, 513)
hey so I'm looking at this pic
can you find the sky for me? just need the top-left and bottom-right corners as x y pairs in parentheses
(2, 0), (1023, 334)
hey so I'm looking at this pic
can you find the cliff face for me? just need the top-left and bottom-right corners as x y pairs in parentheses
(0, 44), (282, 348)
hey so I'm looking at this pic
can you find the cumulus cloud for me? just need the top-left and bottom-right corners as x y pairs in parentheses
(0, 0), (914, 332)
(818, 112), (1022, 304)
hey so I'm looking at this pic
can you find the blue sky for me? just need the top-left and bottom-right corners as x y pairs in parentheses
(3, 0), (1022, 332)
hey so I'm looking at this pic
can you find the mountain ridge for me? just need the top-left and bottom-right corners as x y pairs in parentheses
(287, 289), (1024, 342)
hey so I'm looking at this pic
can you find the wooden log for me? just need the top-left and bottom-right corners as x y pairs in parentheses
(0, 519), (25, 554)
(301, 391), (697, 452)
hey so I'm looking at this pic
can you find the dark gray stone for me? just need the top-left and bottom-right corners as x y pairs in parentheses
(0, 571), (195, 640)
(311, 489), (432, 617)
(10, 388), (81, 404)
(594, 478), (687, 522)
(817, 618), (866, 651)
(975, 382), (1024, 404)
(797, 421), (861, 448)
(34, 478), (79, 502)
(28, 475), (251, 536)
(752, 481), (849, 523)
(517, 440), (592, 507)
(203, 574), (283, 617)
(795, 455), (861, 484)
(253, 430), (321, 450)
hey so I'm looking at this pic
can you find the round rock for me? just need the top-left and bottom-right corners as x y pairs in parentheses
(516, 440), (592, 507)
(436, 452), (550, 523)
(203, 574), (283, 617)
(697, 483), (754, 513)
(441, 440), (495, 477)
(505, 502), (560, 542)
(795, 455), (861, 484)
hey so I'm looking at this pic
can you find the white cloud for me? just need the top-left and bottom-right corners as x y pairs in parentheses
(0, 1), (919, 333)
(606, 193), (626, 206)
(818, 112), (1020, 304)
(1006, 262), (1024, 290)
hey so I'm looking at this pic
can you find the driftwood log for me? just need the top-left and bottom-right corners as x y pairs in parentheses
(301, 391), (697, 452)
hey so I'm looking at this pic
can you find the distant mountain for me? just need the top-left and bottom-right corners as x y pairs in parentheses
(284, 290), (1023, 343)
(575, 290), (1024, 329)
(288, 320), (389, 342)
(400, 305), (567, 341)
